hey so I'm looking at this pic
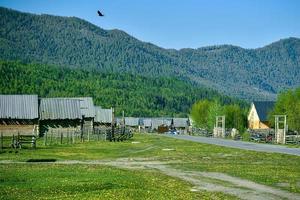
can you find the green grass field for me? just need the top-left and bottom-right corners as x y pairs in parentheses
(0, 134), (300, 199)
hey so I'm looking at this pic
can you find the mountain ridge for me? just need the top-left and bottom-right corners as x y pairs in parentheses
(0, 6), (299, 101)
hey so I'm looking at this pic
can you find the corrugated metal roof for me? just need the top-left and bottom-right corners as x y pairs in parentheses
(173, 118), (189, 128)
(0, 94), (38, 119)
(151, 118), (172, 129)
(94, 106), (112, 123)
(115, 117), (123, 125)
(140, 118), (152, 127)
(253, 101), (275, 121)
(125, 117), (140, 126)
(40, 98), (82, 120)
(56, 97), (95, 118)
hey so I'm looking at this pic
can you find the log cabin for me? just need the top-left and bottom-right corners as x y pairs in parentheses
(39, 98), (82, 135)
(0, 94), (39, 136)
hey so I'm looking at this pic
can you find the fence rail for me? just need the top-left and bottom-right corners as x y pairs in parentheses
(0, 126), (133, 150)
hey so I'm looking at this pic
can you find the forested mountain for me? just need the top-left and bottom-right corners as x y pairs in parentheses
(0, 61), (245, 117)
(0, 7), (300, 100)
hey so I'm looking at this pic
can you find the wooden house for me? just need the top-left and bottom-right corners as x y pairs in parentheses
(140, 118), (152, 132)
(0, 95), (39, 136)
(94, 106), (113, 132)
(94, 107), (113, 126)
(151, 118), (172, 133)
(172, 118), (190, 134)
(248, 101), (275, 129)
(124, 117), (140, 128)
(39, 98), (82, 135)
(56, 97), (95, 134)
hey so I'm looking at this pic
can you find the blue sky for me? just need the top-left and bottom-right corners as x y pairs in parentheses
(1, 0), (299, 49)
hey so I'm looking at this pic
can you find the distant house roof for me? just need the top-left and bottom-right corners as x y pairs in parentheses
(94, 107), (112, 123)
(56, 97), (95, 118)
(151, 118), (172, 130)
(115, 117), (123, 125)
(173, 118), (189, 128)
(141, 118), (152, 127)
(125, 117), (140, 126)
(0, 94), (39, 119)
(40, 98), (82, 120)
(253, 101), (275, 121)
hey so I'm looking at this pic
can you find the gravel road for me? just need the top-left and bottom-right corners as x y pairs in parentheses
(165, 134), (300, 156)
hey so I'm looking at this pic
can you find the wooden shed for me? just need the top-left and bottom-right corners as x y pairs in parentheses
(0, 94), (39, 136)
(151, 118), (172, 133)
(140, 118), (152, 132)
(172, 118), (190, 134)
(94, 107), (113, 126)
(124, 117), (140, 128)
(248, 101), (275, 129)
(39, 98), (82, 135)
(56, 97), (95, 134)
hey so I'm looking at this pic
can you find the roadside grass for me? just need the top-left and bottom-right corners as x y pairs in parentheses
(1, 133), (300, 196)
(0, 164), (235, 200)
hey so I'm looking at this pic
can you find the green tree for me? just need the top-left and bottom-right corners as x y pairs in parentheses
(269, 88), (300, 133)
(207, 100), (223, 131)
(223, 104), (247, 132)
(190, 100), (211, 129)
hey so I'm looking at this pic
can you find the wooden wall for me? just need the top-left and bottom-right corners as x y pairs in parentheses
(39, 119), (81, 135)
(248, 105), (271, 129)
(0, 119), (38, 136)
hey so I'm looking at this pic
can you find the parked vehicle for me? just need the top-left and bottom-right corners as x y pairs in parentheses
(168, 130), (179, 135)
(250, 133), (265, 142)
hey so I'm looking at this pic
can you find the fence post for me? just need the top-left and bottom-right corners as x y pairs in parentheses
(66, 131), (69, 144)
(12, 134), (15, 149)
(44, 132), (47, 146)
(60, 132), (63, 144)
(0, 133), (3, 150)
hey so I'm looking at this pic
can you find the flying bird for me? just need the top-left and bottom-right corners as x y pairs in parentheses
(97, 10), (104, 16)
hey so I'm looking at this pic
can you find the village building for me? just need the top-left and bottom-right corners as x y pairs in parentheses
(172, 118), (190, 134)
(140, 118), (152, 132)
(124, 117), (140, 129)
(56, 97), (95, 134)
(151, 118), (172, 133)
(94, 107), (113, 126)
(0, 95), (39, 136)
(39, 98), (82, 135)
(248, 101), (275, 129)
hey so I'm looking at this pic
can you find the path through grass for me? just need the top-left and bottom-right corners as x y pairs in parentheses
(1, 134), (300, 199)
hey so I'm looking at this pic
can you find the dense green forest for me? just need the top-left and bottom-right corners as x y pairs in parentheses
(1, 7), (300, 101)
(0, 61), (245, 117)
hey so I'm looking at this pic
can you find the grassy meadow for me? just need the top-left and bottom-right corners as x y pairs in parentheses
(0, 133), (300, 199)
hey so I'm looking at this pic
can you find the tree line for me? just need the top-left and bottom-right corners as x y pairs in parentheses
(191, 87), (300, 133)
(268, 88), (300, 133)
(0, 60), (245, 117)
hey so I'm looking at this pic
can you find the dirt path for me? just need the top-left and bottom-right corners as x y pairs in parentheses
(1, 158), (299, 200)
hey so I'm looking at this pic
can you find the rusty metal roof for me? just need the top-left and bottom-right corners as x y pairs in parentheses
(0, 94), (38, 119)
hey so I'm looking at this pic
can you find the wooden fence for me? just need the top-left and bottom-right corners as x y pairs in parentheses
(0, 126), (133, 150)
